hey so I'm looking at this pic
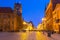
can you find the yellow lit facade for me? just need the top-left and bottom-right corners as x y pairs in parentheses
(22, 21), (34, 31)
(45, 0), (53, 31)
(37, 24), (43, 30)
(37, 22), (47, 30)
(52, 4), (60, 33)
(25, 21), (34, 30)
(45, 0), (60, 33)
(45, 0), (54, 31)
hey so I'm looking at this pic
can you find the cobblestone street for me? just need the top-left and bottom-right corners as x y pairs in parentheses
(0, 31), (60, 40)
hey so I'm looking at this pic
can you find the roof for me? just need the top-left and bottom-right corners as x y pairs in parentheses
(15, 3), (21, 7)
(52, 0), (60, 3)
(52, 0), (60, 10)
(28, 21), (34, 27)
(0, 7), (13, 13)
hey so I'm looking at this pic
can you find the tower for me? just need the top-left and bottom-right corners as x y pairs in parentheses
(14, 3), (23, 30)
(14, 3), (22, 15)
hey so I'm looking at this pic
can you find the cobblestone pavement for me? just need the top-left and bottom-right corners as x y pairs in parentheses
(0, 31), (60, 40)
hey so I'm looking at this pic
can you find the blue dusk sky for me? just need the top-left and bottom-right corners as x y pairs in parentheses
(0, 0), (50, 27)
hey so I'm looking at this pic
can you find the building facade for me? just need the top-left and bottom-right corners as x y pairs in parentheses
(45, 0), (53, 31)
(45, 0), (60, 33)
(23, 21), (34, 30)
(52, 4), (60, 33)
(0, 3), (23, 32)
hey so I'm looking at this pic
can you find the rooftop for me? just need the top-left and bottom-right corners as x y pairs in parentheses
(0, 7), (13, 13)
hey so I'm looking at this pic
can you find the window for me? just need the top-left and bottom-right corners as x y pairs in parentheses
(56, 19), (60, 23)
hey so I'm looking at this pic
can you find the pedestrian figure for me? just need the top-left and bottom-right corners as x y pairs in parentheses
(47, 30), (51, 37)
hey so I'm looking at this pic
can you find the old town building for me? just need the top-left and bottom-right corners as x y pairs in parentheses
(0, 3), (23, 32)
(23, 21), (34, 30)
(45, 0), (53, 31)
(52, 3), (60, 33)
(45, 0), (60, 33)
(14, 3), (23, 31)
